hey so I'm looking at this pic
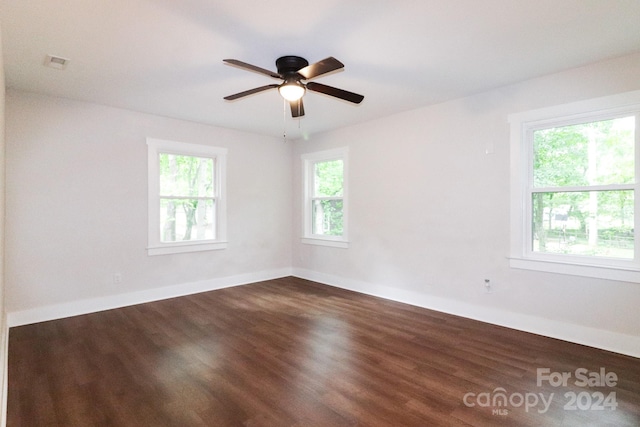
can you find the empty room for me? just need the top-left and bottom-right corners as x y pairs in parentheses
(1, 1), (639, 426)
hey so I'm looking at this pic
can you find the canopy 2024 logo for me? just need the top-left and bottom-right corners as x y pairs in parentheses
(462, 367), (618, 416)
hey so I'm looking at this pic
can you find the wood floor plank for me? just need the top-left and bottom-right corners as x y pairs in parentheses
(8, 277), (640, 426)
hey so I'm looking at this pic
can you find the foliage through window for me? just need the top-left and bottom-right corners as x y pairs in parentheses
(532, 117), (635, 259)
(147, 138), (227, 255)
(312, 159), (344, 236)
(159, 153), (215, 242)
(302, 148), (348, 247)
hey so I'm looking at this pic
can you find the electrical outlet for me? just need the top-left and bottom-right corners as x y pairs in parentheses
(113, 273), (122, 284)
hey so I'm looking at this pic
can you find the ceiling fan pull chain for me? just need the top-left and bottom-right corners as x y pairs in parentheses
(282, 98), (288, 143)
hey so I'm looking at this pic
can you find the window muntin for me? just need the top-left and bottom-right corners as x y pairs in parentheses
(530, 117), (635, 260)
(147, 138), (227, 255)
(302, 148), (348, 247)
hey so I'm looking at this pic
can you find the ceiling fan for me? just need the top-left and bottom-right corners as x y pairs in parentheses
(223, 56), (364, 118)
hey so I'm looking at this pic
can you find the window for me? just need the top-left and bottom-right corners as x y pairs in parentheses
(302, 148), (349, 248)
(509, 90), (640, 281)
(147, 138), (227, 255)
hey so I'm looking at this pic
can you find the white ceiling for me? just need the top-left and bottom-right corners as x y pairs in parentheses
(2, 0), (640, 140)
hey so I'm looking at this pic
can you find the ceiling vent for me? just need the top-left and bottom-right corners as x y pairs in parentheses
(44, 54), (69, 70)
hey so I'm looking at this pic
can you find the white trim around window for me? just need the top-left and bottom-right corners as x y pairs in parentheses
(508, 90), (640, 281)
(147, 138), (227, 256)
(302, 147), (349, 248)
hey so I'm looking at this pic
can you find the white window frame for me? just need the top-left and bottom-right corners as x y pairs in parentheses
(508, 90), (640, 281)
(147, 138), (227, 256)
(302, 147), (349, 248)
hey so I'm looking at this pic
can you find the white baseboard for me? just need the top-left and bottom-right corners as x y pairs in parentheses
(7, 268), (293, 327)
(292, 268), (640, 359)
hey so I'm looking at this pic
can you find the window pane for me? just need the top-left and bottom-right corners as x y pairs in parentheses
(160, 198), (215, 242)
(532, 191), (633, 259)
(314, 160), (343, 197)
(312, 199), (343, 236)
(159, 154), (214, 197)
(533, 117), (635, 187)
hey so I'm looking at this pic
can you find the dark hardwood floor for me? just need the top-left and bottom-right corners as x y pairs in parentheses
(8, 277), (640, 426)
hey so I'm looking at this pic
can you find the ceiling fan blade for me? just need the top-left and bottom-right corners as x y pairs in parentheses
(223, 59), (281, 79)
(224, 84), (279, 100)
(297, 57), (344, 80)
(290, 99), (305, 118)
(306, 82), (364, 104)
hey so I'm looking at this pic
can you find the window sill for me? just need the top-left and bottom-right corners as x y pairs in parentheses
(147, 241), (228, 256)
(509, 257), (640, 282)
(301, 237), (349, 249)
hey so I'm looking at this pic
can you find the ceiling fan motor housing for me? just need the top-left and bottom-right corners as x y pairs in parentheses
(276, 56), (309, 75)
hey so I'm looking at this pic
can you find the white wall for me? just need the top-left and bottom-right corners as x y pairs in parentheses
(0, 23), (8, 427)
(5, 91), (292, 321)
(292, 53), (640, 357)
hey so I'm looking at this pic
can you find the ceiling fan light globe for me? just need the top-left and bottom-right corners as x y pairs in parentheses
(278, 83), (305, 101)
